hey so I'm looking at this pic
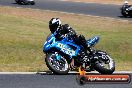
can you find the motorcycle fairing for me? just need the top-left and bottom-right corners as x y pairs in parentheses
(87, 36), (99, 47)
(43, 34), (81, 59)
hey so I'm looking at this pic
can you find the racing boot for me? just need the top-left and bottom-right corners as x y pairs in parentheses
(79, 49), (90, 64)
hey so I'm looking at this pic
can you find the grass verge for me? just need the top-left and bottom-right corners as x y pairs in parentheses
(0, 6), (132, 71)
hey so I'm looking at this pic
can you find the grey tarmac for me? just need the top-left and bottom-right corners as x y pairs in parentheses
(0, 0), (131, 20)
(0, 72), (132, 88)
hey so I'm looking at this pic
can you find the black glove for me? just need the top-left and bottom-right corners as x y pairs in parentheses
(78, 35), (88, 48)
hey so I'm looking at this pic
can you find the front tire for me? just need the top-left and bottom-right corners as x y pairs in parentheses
(45, 53), (69, 75)
(121, 6), (129, 17)
(15, 0), (21, 4)
(121, 10), (128, 17)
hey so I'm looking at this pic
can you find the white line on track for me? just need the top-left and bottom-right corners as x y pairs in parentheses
(0, 71), (132, 74)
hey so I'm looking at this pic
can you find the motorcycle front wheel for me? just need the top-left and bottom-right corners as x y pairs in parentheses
(121, 11), (128, 17)
(15, 0), (21, 4)
(45, 52), (69, 75)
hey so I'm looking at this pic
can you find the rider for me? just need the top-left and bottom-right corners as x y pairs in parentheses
(48, 18), (90, 64)
(124, 1), (132, 10)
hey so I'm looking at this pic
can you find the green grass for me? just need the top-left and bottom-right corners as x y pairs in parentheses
(0, 14), (49, 71)
(0, 6), (132, 71)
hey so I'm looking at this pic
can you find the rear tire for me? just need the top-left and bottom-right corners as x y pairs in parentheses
(94, 51), (115, 74)
(94, 61), (115, 74)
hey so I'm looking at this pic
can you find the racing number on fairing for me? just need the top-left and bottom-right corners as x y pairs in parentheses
(57, 43), (75, 56)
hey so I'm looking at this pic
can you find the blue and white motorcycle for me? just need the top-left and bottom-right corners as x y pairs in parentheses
(43, 33), (115, 75)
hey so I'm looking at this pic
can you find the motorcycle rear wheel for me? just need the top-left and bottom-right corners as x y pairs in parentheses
(94, 51), (115, 74)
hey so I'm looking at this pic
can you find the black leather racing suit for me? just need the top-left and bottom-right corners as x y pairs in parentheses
(54, 24), (89, 63)
(123, 3), (132, 10)
(54, 24), (87, 48)
(54, 24), (76, 39)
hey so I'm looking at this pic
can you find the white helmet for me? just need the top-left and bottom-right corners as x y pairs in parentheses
(124, 1), (129, 4)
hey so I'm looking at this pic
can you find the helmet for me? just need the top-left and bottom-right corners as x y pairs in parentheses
(124, 1), (128, 4)
(49, 18), (61, 33)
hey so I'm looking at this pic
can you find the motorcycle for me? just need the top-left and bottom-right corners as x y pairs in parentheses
(15, 0), (35, 5)
(43, 32), (115, 75)
(121, 3), (132, 17)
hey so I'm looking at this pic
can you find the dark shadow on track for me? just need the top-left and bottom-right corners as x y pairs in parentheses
(11, 3), (25, 5)
(118, 15), (132, 18)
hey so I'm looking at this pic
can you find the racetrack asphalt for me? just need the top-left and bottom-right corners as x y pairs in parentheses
(0, 72), (132, 88)
(0, 0), (131, 20)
